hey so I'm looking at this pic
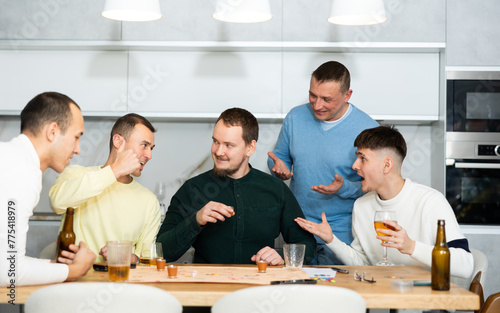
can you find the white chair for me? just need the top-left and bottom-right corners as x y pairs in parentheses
(39, 241), (57, 260)
(471, 248), (488, 287)
(452, 248), (488, 290)
(211, 285), (366, 313)
(24, 282), (182, 313)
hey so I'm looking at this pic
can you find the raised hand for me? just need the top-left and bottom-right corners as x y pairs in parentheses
(110, 139), (141, 179)
(311, 174), (344, 195)
(295, 212), (334, 244)
(196, 201), (235, 226)
(268, 152), (293, 180)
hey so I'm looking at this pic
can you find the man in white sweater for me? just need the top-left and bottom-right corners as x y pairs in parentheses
(295, 125), (473, 279)
(0, 92), (96, 287)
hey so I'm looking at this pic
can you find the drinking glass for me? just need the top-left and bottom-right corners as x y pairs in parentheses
(374, 210), (397, 266)
(140, 242), (163, 266)
(107, 241), (132, 282)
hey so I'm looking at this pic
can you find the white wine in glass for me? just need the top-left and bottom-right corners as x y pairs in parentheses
(374, 210), (397, 266)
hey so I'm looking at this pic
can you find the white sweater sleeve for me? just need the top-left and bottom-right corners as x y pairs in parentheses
(411, 240), (474, 279)
(325, 233), (371, 266)
(410, 192), (474, 279)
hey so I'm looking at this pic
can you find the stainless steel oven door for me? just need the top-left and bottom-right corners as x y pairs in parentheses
(446, 159), (500, 225)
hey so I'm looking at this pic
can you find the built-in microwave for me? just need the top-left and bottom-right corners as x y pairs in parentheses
(446, 71), (500, 225)
(447, 71), (500, 133)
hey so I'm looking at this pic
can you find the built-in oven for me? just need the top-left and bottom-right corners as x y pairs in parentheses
(446, 71), (500, 225)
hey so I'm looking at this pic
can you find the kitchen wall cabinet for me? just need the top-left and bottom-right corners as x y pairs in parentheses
(282, 52), (440, 119)
(0, 50), (128, 113)
(127, 51), (282, 115)
(446, 0), (500, 66)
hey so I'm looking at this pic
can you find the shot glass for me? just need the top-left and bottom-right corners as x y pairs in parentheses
(167, 264), (178, 278)
(156, 258), (166, 271)
(257, 260), (267, 273)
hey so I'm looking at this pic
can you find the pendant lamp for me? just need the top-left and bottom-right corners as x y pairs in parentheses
(328, 0), (387, 25)
(213, 0), (272, 23)
(102, 0), (162, 22)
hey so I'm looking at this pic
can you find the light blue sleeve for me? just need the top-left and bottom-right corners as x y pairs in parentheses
(336, 179), (364, 199)
(267, 115), (293, 175)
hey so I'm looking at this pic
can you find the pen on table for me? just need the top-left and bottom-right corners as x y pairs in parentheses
(331, 267), (349, 274)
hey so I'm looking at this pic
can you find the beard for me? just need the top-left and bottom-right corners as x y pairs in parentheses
(212, 156), (246, 178)
(212, 166), (238, 178)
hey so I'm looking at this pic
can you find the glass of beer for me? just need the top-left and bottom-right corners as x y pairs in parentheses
(140, 242), (163, 266)
(107, 241), (132, 282)
(374, 210), (397, 266)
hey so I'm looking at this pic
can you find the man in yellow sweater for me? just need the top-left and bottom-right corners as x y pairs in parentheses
(49, 113), (161, 263)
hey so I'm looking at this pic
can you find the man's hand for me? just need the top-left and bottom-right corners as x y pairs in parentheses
(311, 174), (344, 195)
(251, 246), (284, 265)
(295, 212), (334, 244)
(99, 245), (138, 263)
(376, 220), (416, 255)
(268, 152), (293, 180)
(196, 201), (235, 226)
(110, 140), (142, 179)
(66, 242), (96, 282)
(57, 243), (79, 264)
(99, 245), (108, 260)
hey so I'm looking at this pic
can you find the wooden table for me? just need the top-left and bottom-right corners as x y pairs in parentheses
(1, 265), (479, 310)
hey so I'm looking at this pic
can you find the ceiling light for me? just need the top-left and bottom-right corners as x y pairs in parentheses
(328, 0), (387, 26)
(102, 0), (162, 22)
(213, 0), (272, 23)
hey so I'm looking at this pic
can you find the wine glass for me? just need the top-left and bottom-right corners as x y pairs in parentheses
(154, 181), (167, 218)
(374, 210), (397, 266)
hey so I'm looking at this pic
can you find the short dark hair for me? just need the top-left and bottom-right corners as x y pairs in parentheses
(20, 92), (80, 135)
(312, 61), (351, 94)
(354, 125), (407, 161)
(216, 108), (259, 145)
(109, 113), (156, 150)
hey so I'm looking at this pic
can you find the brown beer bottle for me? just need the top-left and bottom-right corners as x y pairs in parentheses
(55, 207), (75, 263)
(431, 219), (450, 290)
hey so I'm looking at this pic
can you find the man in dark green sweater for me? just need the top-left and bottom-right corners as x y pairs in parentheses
(157, 108), (316, 265)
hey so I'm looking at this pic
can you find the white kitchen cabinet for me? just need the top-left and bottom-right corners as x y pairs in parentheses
(127, 51), (282, 115)
(282, 52), (440, 119)
(0, 50), (128, 113)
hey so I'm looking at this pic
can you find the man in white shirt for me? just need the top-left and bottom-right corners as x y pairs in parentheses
(0, 92), (96, 287)
(295, 125), (473, 279)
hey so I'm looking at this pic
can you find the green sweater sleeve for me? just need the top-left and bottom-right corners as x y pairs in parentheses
(156, 184), (205, 262)
(279, 183), (317, 264)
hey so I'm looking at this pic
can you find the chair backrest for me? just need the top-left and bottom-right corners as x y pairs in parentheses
(470, 271), (484, 313)
(211, 285), (366, 313)
(451, 248), (488, 291)
(25, 282), (182, 313)
(471, 248), (488, 287)
(39, 241), (57, 260)
(479, 292), (500, 313)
